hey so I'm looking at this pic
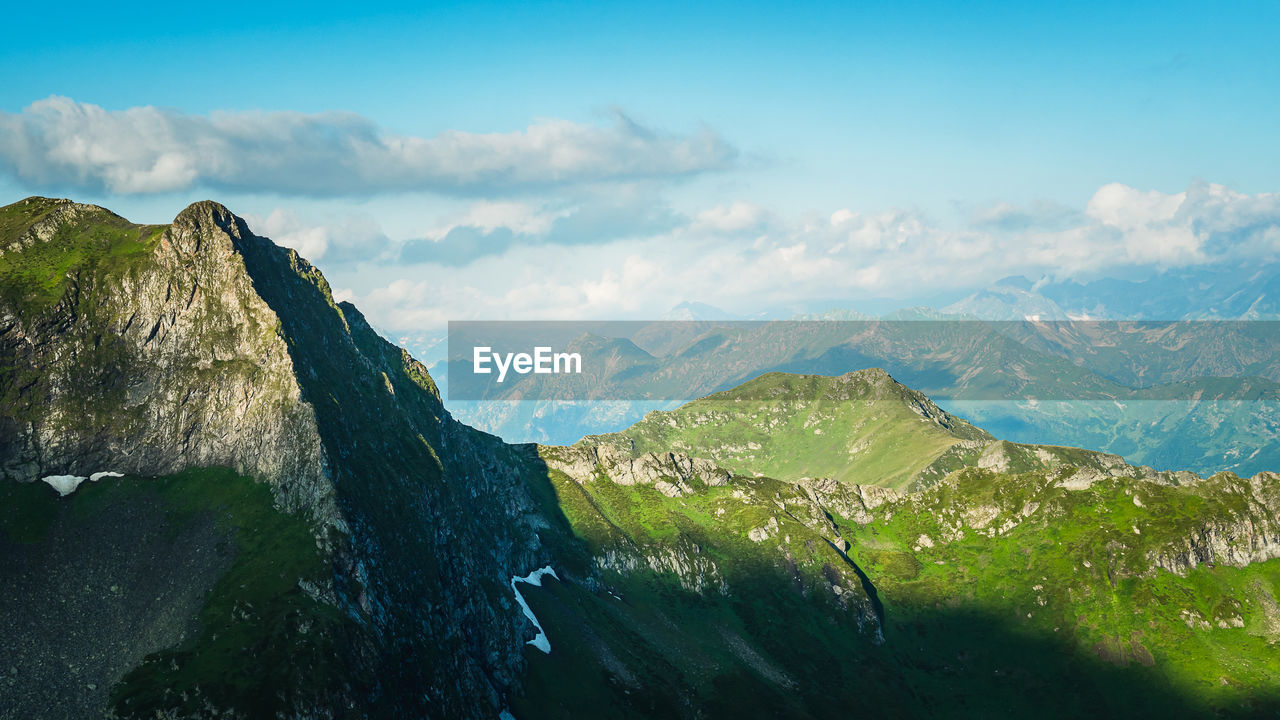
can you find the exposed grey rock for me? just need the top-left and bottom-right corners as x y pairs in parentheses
(1, 200), (339, 531)
(540, 441), (732, 490)
(595, 544), (728, 595)
(1147, 472), (1280, 575)
(798, 477), (902, 525)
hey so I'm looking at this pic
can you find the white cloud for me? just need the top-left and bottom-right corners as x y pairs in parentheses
(693, 201), (767, 233)
(263, 181), (1280, 332)
(830, 208), (856, 226)
(243, 208), (391, 263)
(1086, 182), (1185, 230)
(399, 187), (683, 266)
(0, 97), (736, 196)
(425, 201), (563, 240)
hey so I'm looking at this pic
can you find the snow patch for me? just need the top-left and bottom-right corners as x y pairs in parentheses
(510, 566), (559, 654)
(41, 470), (125, 497)
(41, 475), (87, 496)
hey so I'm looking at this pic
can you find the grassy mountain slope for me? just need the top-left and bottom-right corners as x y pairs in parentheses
(842, 467), (1280, 717)
(589, 368), (1189, 493)
(601, 369), (991, 490)
(512, 449), (888, 718)
(525, 372), (1280, 718)
(0, 468), (367, 719)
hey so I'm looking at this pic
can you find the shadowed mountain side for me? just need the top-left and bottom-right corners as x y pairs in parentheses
(0, 469), (373, 720)
(524, 441), (1280, 717)
(514, 574), (1280, 719)
(164, 202), (559, 717)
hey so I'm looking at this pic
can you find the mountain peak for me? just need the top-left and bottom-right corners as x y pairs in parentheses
(993, 275), (1034, 290)
(17, 194), (73, 207)
(170, 199), (253, 245)
(661, 300), (738, 321)
(845, 366), (893, 382)
(606, 368), (990, 490)
(730, 367), (907, 401)
(2, 196), (125, 247)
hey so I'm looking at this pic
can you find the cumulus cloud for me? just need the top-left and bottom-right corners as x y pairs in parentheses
(0, 96), (736, 196)
(971, 200), (1082, 232)
(692, 201), (769, 234)
(243, 209), (392, 263)
(1021, 182), (1280, 269)
(1086, 182), (1185, 230)
(399, 190), (682, 265)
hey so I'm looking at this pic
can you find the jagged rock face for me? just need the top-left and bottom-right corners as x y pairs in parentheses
(0, 200), (337, 526)
(798, 478), (901, 525)
(1146, 472), (1280, 575)
(541, 441), (731, 494)
(0, 198), (551, 718)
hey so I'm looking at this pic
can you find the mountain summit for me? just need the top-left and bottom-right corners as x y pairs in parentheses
(1, 197), (554, 717)
(600, 368), (992, 490)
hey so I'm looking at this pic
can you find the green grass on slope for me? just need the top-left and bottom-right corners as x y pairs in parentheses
(0, 198), (165, 309)
(0, 469), (366, 717)
(844, 467), (1280, 718)
(0, 196), (63, 241)
(66, 469), (363, 718)
(0, 480), (60, 542)
(614, 370), (989, 490)
(510, 563), (904, 720)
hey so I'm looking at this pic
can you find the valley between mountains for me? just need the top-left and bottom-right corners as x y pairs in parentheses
(2, 197), (1279, 719)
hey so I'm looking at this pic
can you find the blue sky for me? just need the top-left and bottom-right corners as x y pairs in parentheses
(2, 1), (1279, 328)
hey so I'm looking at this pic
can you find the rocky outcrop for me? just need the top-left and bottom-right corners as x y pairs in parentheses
(543, 439), (886, 645)
(1, 200), (338, 528)
(540, 441), (732, 493)
(595, 543), (728, 594)
(1147, 472), (1280, 575)
(798, 477), (902, 524)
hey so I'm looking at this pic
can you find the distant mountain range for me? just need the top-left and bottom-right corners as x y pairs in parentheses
(946, 263), (1280, 320)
